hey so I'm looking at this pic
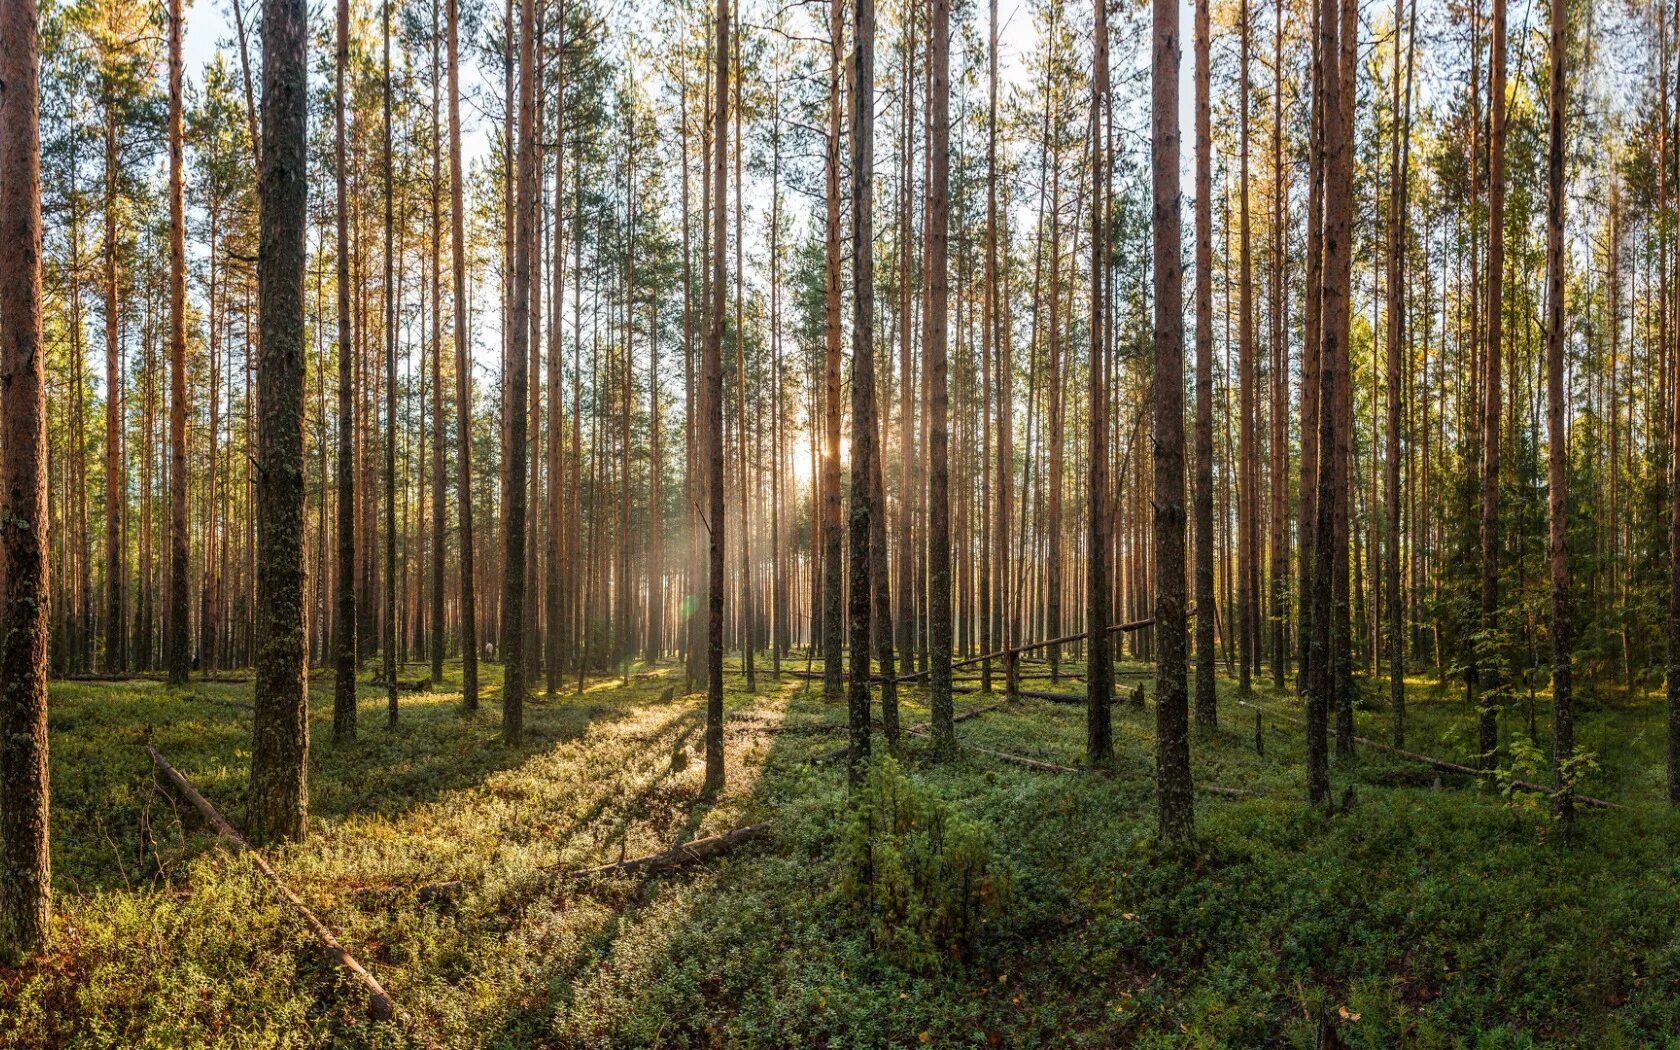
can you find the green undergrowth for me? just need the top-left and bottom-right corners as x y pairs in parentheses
(6, 657), (1680, 1047)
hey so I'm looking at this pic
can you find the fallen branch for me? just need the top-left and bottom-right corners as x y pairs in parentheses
(566, 822), (773, 879)
(814, 702), (1008, 763)
(146, 744), (407, 1023)
(1234, 699), (1622, 811)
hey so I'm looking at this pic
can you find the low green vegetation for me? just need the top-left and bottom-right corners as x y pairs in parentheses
(6, 661), (1680, 1048)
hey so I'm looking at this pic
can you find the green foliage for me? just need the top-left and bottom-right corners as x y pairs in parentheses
(17, 665), (1680, 1048)
(838, 755), (1009, 973)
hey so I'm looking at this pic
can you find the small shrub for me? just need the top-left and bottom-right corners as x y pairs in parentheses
(837, 755), (1009, 973)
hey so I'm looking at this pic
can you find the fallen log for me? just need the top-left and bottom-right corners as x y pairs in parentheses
(1233, 699), (1622, 810)
(406, 822), (774, 904)
(146, 744), (406, 1023)
(814, 702), (1008, 763)
(566, 822), (773, 879)
(367, 677), (431, 692)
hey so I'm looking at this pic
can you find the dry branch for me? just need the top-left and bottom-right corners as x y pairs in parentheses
(1234, 699), (1622, 810)
(146, 744), (406, 1023)
(565, 822), (773, 879)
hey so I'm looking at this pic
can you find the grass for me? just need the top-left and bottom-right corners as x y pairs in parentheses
(6, 655), (1680, 1047)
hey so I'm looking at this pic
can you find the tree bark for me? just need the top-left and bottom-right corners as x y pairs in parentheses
(703, 0), (730, 796)
(431, 0), (447, 689)
(0, 0), (50, 960)
(103, 96), (125, 674)
(1236, 0), (1254, 698)
(1192, 0), (1216, 731)
(1086, 0), (1115, 766)
(448, 0), (479, 711)
(249, 0), (310, 844)
(333, 0), (358, 741)
(500, 0), (539, 744)
(166, 7), (192, 688)
(928, 0), (954, 754)
(849, 0), (884, 784)
(1152, 0), (1192, 839)
(1477, 0), (1507, 769)
(1545, 0), (1572, 819)
(382, 0), (399, 727)
(1385, 0), (1416, 747)
(821, 0), (845, 702)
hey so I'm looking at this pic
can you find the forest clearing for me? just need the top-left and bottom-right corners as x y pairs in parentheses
(5, 0), (1680, 1038)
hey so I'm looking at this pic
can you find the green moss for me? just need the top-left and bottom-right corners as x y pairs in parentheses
(7, 661), (1680, 1047)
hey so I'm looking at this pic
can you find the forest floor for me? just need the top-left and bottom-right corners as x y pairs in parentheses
(6, 656), (1680, 1048)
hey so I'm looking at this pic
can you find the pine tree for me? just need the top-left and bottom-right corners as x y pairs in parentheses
(247, 0), (310, 844)
(0, 0), (51, 961)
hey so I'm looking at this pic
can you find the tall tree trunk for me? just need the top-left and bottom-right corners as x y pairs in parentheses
(1237, 0), (1254, 698)
(732, 33), (754, 691)
(0, 0), (50, 961)
(896, 13), (916, 686)
(979, 0), (999, 695)
(848, 0), (885, 784)
(431, 0), (447, 688)
(546, 0), (569, 696)
(104, 100), (125, 674)
(1152, 0), (1192, 839)
(166, 23), (191, 688)
(1086, 0), (1115, 765)
(1268, 0), (1288, 689)
(333, 0), (357, 740)
(1192, 0), (1216, 730)
(1310, 0), (1353, 800)
(448, 0), (479, 710)
(1477, 0), (1507, 769)
(1298, 0), (1325, 690)
(502, 0), (539, 743)
(1385, 0), (1416, 746)
(821, 0), (845, 701)
(383, 0), (399, 726)
(702, 0), (730, 796)
(928, 0), (954, 753)
(248, 0), (310, 844)
(1544, 0), (1572, 818)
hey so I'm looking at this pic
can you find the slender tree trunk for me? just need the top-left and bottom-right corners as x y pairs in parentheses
(896, 14), (916, 686)
(1087, 0), (1115, 765)
(1298, 0), (1324, 691)
(1192, 0), (1216, 730)
(1237, 0), (1254, 698)
(821, 0), (845, 701)
(1268, 0), (1288, 689)
(103, 101), (125, 674)
(546, 0), (569, 696)
(928, 0), (954, 753)
(382, 0), (399, 726)
(702, 0), (730, 796)
(448, 0), (479, 710)
(431, 0), (447, 687)
(1385, 0), (1416, 746)
(1478, 0), (1507, 768)
(848, 0), (885, 784)
(333, 0), (357, 740)
(1153, 0), (1192, 839)
(166, 36), (191, 688)
(978, 0), (999, 695)
(1312, 0), (1355, 792)
(0, 0), (50, 961)
(1544, 0), (1572, 818)
(501, 0), (537, 744)
(732, 33), (754, 691)
(248, 0), (310, 844)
